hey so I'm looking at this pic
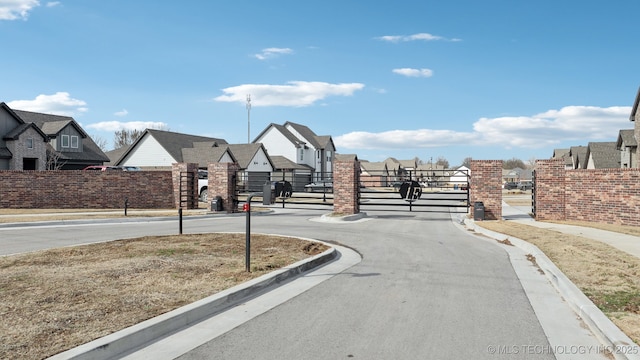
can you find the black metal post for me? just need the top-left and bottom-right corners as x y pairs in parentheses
(124, 197), (129, 216)
(178, 208), (183, 234)
(245, 194), (255, 272)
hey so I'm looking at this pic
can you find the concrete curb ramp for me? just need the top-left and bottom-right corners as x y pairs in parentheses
(465, 218), (640, 360)
(48, 245), (339, 360)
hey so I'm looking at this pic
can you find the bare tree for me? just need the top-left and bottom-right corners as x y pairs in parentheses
(113, 129), (144, 149)
(461, 157), (473, 168)
(435, 156), (449, 169)
(91, 134), (109, 152)
(46, 146), (66, 170)
(503, 157), (526, 169)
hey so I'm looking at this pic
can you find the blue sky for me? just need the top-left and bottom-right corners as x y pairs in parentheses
(1, 1), (638, 166)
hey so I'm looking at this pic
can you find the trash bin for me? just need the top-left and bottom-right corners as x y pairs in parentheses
(263, 182), (275, 205)
(211, 196), (223, 212)
(473, 201), (485, 221)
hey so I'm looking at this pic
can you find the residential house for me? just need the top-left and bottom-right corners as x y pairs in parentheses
(226, 143), (275, 191)
(616, 129), (637, 168)
(113, 129), (230, 170)
(449, 165), (470, 188)
(253, 122), (335, 182)
(569, 146), (588, 169)
(360, 160), (390, 187)
(269, 155), (314, 191)
(0, 102), (108, 170)
(0, 103), (48, 170)
(630, 86), (640, 156)
(585, 142), (620, 169)
(551, 148), (573, 169)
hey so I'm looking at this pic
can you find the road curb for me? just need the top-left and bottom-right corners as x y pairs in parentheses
(464, 218), (640, 360)
(47, 245), (338, 360)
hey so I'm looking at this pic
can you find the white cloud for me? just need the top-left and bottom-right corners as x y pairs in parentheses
(254, 47), (293, 60)
(376, 33), (461, 43)
(114, 109), (128, 117)
(0, 0), (40, 20)
(214, 81), (365, 107)
(7, 92), (88, 116)
(335, 106), (632, 150)
(46, 1), (60, 7)
(85, 121), (168, 132)
(392, 68), (433, 78)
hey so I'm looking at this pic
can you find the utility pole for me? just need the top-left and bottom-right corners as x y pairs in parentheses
(246, 94), (251, 143)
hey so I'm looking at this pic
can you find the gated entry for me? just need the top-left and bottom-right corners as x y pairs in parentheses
(359, 169), (469, 211)
(236, 171), (334, 209)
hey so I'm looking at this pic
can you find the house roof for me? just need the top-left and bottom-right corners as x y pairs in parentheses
(569, 146), (588, 169)
(284, 122), (322, 149)
(0, 147), (12, 159)
(226, 143), (273, 169)
(617, 129), (637, 149)
(181, 144), (235, 168)
(13, 110), (89, 138)
(552, 148), (569, 159)
(3, 122), (48, 141)
(118, 129), (229, 164)
(253, 123), (305, 147)
(360, 161), (388, 172)
(270, 155), (313, 171)
(630, 86), (640, 121)
(335, 154), (358, 161)
(586, 142), (620, 169)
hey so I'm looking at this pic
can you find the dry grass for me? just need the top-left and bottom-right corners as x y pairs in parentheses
(475, 220), (640, 343)
(0, 233), (328, 360)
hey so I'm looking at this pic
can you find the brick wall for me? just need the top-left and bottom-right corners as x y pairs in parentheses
(171, 163), (198, 209)
(208, 162), (239, 213)
(470, 160), (502, 220)
(333, 157), (360, 215)
(535, 159), (640, 226)
(0, 170), (174, 209)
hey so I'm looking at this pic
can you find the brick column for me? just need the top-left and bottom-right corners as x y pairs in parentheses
(470, 160), (503, 220)
(534, 159), (565, 221)
(208, 162), (239, 213)
(172, 163), (199, 209)
(333, 155), (360, 215)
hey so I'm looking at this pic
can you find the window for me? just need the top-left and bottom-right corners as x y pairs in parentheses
(61, 134), (70, 148)
(326, 150), (332, 162)
(26, 138), (33, 149)
(299, 148), (304, 161)
(71, 135), (79, 148)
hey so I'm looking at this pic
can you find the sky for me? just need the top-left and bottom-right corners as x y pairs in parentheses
(1, 1), (639, 167)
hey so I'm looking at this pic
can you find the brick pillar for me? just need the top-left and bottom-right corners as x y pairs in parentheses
(172, 163), (199, 209)
(208, 162), (239, 213)
(333, 155), (360, 215)
(534, 159), (565, 221)
(470, 160), (503, 220)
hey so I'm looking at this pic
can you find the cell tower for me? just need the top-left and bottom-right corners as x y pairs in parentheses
(246, 94), (251, 143)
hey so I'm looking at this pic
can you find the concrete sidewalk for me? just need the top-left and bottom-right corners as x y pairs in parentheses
(502, 201), (640, 259)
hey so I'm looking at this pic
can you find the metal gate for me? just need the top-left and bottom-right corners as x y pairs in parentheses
(359, 169), (469, 212)
(237, 171), (334, 209)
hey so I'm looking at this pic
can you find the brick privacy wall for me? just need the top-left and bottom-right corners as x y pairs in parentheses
(171, 163), (198, 209)
(333, 158), (360, 215)
(208, 162), (239, 213)
(533, 159), (566, 221)
(470, 160), (502, 220)
(535, 160), (640, 226)
(0, 170), (174, 209)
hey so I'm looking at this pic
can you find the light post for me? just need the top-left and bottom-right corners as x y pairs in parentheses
(246, 94), (251, 143)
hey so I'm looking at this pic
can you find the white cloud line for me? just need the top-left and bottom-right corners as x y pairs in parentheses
(376, 32), (462, 43)
(254, 47), (294, 60)
(114, 109), (129, 117)
(0, 0), (40, 20)
(7, 92), (87, 116)
(335, 106), (632, 150)
(85, 121), (168, 132)
(392, 68), (433, 78)
(213, 81), (365, 107)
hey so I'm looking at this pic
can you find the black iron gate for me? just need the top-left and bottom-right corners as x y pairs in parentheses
(236, 171), (334, 209)
(359, 169), (469, 211)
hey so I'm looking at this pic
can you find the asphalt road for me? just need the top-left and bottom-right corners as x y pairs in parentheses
(0, 206), (607, 359)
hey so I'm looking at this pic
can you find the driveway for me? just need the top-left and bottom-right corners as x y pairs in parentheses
(0, 207), (607, 359)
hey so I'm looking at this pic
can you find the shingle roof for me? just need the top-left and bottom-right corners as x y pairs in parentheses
(181, 145), (234, 168)
(144, 129), (228, 163)
(270, 155), (313, 171)
(617, 129), (637, 149)
(285, 122), (322, 149)
(569, 146), (588, 169)
(0, 147), (11, 159)
(253, 123), (304, 146)
(226, 143), (272, 169)
(360, 161), (388, 172)
(587, 142), (620, 169)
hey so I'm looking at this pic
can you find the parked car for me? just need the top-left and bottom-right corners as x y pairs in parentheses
(198, 170), (208, 202)
(503, 182), (518, 190)
(82, 165), (123, 171)
(517, 181), (532, 190)
(121, 166), (142, 171)
(304, 181), (333, 193)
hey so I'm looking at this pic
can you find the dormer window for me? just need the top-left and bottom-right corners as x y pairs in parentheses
(61, 135), (70, 148)
(71, 135), (79, 148)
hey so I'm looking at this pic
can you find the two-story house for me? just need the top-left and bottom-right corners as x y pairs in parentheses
(253, 122), (335, 183)
(0, 102), (108, 170)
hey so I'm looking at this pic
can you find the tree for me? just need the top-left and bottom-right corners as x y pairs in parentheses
(45, 146), (66, 170)
(91, 134), (108, 152)
(503, 157), (526, 169)
(113, 129), (144, 149)
(461, 157), (473, 168)
(435, 156), (449, 169)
